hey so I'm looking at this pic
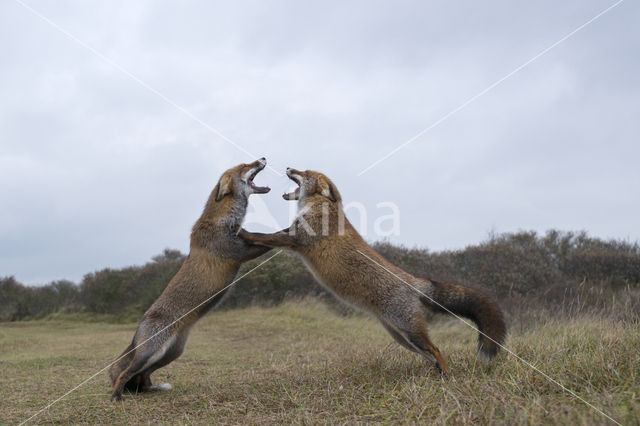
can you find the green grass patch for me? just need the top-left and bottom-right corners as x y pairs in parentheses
(1, 301), (638, 424)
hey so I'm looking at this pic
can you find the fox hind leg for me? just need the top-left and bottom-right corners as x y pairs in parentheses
(109, 342), (135, 386)
(110, 330), (176, 401)
(111, 353), (153, 401)
(381, 321), (418, 353)
(405, 320), (449, 375)
(137, 330), (189, 393)
(383, 316), (449, 375)
(119, 353), (176, 396)
(138, 371), (173, 392)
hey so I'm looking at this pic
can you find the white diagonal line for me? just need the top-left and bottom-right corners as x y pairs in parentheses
(357, 0), (625, 176)
(19, 249), (283, 425)
(356, 249), (621, 425)
(13, 0), (283, 177)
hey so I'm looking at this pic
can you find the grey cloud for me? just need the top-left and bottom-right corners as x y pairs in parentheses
(0, 0), (638, 284)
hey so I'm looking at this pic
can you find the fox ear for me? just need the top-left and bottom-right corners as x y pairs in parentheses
(318, 177), (338, 202)
(215, 174), (233, 201)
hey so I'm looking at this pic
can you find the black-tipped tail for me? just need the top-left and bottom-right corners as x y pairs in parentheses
(421, 281), (506, 361)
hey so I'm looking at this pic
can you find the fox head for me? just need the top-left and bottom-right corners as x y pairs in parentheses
(214, 157), (271, 202)
(283, 168), (341, 204)
(198, 157), (271, 227)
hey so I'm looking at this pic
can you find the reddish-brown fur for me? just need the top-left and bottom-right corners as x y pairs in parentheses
(109, 159), (271, 401)
(240, 168), (506, 374)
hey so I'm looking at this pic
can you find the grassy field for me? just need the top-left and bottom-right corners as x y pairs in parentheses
(1, 301), (638, 425)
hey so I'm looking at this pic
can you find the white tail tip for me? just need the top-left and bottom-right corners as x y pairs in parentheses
(149, 383), (172, 391)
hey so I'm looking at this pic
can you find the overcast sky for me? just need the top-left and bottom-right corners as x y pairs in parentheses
(1, 0), (638, 285)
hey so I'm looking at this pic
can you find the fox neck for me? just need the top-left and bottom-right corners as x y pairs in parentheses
(201, 192), (249, 229)
(297, 195), (345, 236)
(298, 194), (342, 210)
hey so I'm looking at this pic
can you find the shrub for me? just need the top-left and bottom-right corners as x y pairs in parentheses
(1, 231), (639, 322)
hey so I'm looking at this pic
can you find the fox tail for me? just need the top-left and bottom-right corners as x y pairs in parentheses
(421, 281), (507, 361)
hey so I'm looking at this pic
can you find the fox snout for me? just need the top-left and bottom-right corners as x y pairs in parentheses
(252, 157), (267, 170)
(244, 158), (270, 194)
(285, 168), (304, 183)
(284, 168), (303, 200)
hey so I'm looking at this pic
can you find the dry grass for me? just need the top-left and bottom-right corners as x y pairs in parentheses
(1, 301), (638, 424)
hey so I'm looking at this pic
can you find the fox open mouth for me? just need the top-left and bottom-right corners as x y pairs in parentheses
(247, 161), (271, 194)
(283, 169), (301, 200)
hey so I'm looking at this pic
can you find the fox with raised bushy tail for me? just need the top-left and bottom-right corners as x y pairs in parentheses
(240, 168), (506, 374)
(109, 158), (272, 401)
